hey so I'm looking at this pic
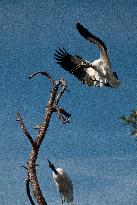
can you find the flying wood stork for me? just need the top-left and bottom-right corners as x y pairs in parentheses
(48, 159), (74, 204)
(54, 23), (120, 88)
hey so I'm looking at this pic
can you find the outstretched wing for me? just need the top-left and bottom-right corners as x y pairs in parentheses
(54, 48), (88, 81)
(54, 48), (93, 85)
(54, 47), (86, 72)
(54, 48), (108, 87)
(76, 23), (110, 64)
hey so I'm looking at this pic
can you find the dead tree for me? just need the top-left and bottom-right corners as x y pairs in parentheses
(17, 71), (71, 205)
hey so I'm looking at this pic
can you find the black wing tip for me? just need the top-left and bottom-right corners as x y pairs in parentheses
(76, 22), (81, 27)
(54, 47), (69, 57)
(76, 22), (93, 41)
(54, 47), (72, 71)
(76, 22), (107, 52)
(76, 22), (85, 32)
(54, 48), (66, 63)
(76, 22), (84, 29)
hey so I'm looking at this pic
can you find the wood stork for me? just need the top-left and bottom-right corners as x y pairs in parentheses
(48, 159), (74, 204)
(54, 23), (120, 88)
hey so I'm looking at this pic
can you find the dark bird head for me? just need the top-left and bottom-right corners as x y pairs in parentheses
(47, 159), (58, 174)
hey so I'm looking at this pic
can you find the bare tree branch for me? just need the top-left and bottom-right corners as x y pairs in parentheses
(28, 70), (55, 85)
(53, 107), (71, 118)
(17, 70), (71, 205)
(21, 166), (36, 205)
(55, 78), (70, 124)
(16, 112), (36, 148)
(34, 125), (41, 130)
(26, 176), (36, 205)
(20, 165), (28, 170)
(20, 164), (39, 170)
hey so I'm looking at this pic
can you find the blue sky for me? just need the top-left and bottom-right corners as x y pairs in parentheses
(0, 0), (137, 204)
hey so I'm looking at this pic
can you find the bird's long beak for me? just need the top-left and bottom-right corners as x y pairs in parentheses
(47, 159), (51, 164)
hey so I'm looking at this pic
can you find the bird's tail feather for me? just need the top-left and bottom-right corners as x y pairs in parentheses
(108, 75), (120, 89)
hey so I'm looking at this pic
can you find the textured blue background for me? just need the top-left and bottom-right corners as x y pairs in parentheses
(0, 0), (137, 204)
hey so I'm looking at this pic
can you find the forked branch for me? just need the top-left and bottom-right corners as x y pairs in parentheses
(21, 165), (35, 205)
(28, 70), (55, 85)
(17, 70), (71, 205)
(16, 112), (35, 148)
(55, 78), (70, 124)
(26, 176), (36, 205)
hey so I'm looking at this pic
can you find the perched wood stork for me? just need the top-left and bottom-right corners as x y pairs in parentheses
(48, 159), (74, 204)
(54, 23), (120, 88)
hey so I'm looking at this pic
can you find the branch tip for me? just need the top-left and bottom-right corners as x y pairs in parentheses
(20, 165), (28, 170)
(28, 70), (55, 85)
(34, 125), (41, 129)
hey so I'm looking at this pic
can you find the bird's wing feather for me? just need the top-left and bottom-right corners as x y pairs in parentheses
(60, 172), (74, 202)
(54, 48), (101, 86)
(54, 47), (86, 72)
(76, 23), (110, 64)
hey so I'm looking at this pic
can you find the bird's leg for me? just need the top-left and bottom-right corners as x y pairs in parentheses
(60, 198), (63, 205)
(59, 192), (64, 205)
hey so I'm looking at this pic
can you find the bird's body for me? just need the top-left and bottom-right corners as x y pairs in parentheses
(53, 168), (74, 204)
(86, 59), (107, 87)
(48, 160), (74, 204)
(54, 23), (120, 88)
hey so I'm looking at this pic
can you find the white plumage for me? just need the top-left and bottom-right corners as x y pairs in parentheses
(48, 160), (74, 204)
(54, 23), (120, 88)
